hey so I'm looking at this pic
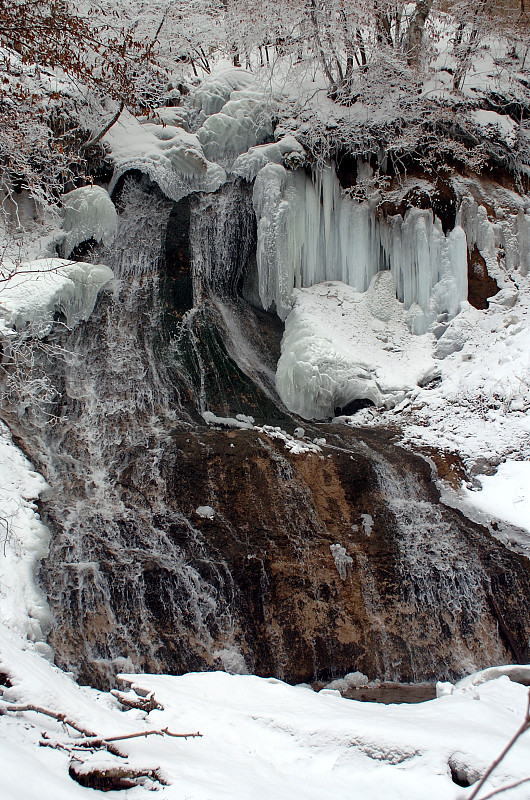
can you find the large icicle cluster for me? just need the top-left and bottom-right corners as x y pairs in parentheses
(252, 163), (468, 334)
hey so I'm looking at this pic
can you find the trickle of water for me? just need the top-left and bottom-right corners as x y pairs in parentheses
(368, 445), (510, 678)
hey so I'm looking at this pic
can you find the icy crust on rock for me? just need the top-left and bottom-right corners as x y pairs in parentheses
(232, 135), (306, 180)
(196, 89), (274, 162)
(276, 275), (436, 420)
(0, 424), (52, 645)
(252, 163), (468, 332)
(0, 258), (113, 334)
(190, 67), (257, 117)
(458, 194), (530, 280)
(105, 110), (226, 203)
(59, 185), (118, 258)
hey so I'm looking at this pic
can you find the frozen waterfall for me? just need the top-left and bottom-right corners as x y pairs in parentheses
(252, 163), (468, 334)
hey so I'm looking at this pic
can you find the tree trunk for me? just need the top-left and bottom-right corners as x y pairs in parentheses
(407, 0), (434, 67)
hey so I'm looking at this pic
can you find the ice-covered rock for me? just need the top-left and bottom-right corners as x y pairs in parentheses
(0, 258), (114, 334)
(105, 110), (226, 203)
(197, 89), (274, 162)
(190, 67), (256, 117)
(232, 135), (305, 181)
(276, 275), (436, 420)
(59, 185), (118, 258)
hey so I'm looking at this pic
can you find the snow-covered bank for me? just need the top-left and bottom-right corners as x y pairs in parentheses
(0, 623), (529, 800)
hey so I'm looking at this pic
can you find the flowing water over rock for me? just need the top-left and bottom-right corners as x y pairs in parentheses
(4, 175), (530, 688)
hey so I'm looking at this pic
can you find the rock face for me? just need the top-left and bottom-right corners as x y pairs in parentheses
(4, 174), (530, 689)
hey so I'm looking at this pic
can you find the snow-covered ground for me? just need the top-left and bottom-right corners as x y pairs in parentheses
(335, 269), (530, 538)
(1, 620), (529, 800)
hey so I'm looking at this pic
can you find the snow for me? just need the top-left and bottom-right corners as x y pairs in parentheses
(58, 185), (117, 258)
(1, 622), (530, 800)
(0, 258), (113, 334)
(202, 411), (322, 454)
(276, 275), (437, 419)
(464, 461), (530, 534)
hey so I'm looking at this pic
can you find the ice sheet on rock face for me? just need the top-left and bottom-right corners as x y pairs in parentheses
(276, 276), (436, 420)
(196, 89), (274, 162)
(59, 186), (118, 258)
(190, 67), (257, 117)
(0, 258), (114, 334)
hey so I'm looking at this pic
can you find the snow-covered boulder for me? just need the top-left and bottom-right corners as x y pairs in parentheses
(276, 274), (436, 420)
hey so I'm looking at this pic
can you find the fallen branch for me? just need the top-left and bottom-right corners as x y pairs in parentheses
(111, 688), (163, 712)
(6, 702), (201, 758)
(4, 703), (96, 737)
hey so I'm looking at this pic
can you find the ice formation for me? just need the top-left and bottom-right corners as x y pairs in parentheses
(0, 258), (114, 334)
(105, 110), (226, 203)
(190, 67), (257, 117)
(59, 185), (118, 258)
(232, 135), (305, 181)
(0, 423), (52, 645)
(276, 275), (437, 419)
(197, 89), (274, 162)
(329, 543), (353, 580)
(252, 163), (468, 332)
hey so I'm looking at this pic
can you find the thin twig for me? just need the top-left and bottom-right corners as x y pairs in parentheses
(477, 776), (530, 800)
(468, 689), (530, 800)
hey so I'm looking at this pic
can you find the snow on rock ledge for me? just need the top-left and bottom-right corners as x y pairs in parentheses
(59, 185), (118, 258)
(105, 110), (226, 203)
(0, 258), (113, 334)
(276, 275), (436, 420)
